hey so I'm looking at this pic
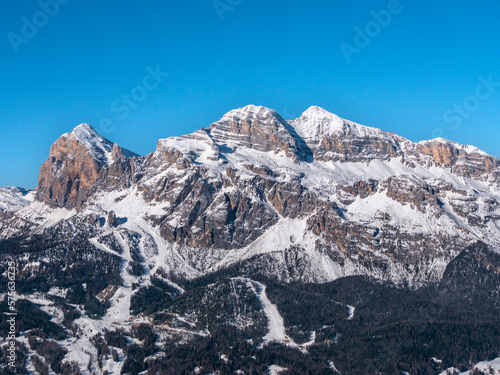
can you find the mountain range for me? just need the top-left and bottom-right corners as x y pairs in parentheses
(0, 105), (499, 375)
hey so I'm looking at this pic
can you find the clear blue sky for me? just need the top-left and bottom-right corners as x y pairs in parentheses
(1, 0), (500, 188)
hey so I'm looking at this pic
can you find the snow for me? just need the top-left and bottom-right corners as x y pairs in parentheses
(157, 129), (221, 167)
(89, 237), (123, 257)
(241, 278), (317, 353)
(47, 287), (68, 298)
(215, 218), (343, 283)
(62, 123), (136, 167)
(18, 200), (77, 227)
(210, 129), (496, 200)
(70, 124), (116, 166)
(439, 356), (500, 374)
(248, 280), (289, 346)
(0, 186), (33, 212)
(52, 228), (153, 374)
(219, 105), (280, 122)
(290, 105), (393, 141)
(301, 331), (317, 348)
(268, 364), (287, 374)
(346, 305), (355, 320)
(328, 360), (341, 374)
(209, 104), (299, 156)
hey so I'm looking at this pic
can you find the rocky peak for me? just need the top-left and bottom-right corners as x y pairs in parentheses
(288, 108), (499, 182)
(221, 104), (278, 120)
(209, 105), (305, 161)
(291, 106), (348, 139)
(69, 124), (116, 167)
(35, 124), (137, 209)
(289, 106), (404, 162)
(413, 138), (500, 184)
(291, 106), (390, 140)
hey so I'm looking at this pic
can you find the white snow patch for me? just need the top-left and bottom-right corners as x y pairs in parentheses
(439, 356), (500, 374)
(328, 360), (342, 374)
(245, 279), (295, 347)
(268, 364), (287, 375)
(0, 186), (33, 212)
(346, 305), (355, 320)
(241, 278), (316, 353)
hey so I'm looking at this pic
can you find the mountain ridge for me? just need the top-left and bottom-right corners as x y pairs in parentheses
(1, 105), (499, 286)
(1, 105), (500, 374)
(30, 105), (500, 213)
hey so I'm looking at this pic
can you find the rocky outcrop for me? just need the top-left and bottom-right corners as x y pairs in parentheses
(107, 210), (118, 227)
(148, 166), (279, 250)
(381, 175), (444, 214)
(341, 179), (379, 199)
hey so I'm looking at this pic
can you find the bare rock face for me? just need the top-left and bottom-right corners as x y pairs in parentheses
(146, 164), (279, 250)
(382, 175), (444, 215)
(341, 179), (379, 199)
(36, 125), (105, 209)
(35, 124), (137, 209)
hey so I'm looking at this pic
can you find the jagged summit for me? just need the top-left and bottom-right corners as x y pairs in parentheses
(213, 105), (286, 130)
(72, 122), (99, 134)
(286, 106), (403, 163)
(36, 123), (138, 209)
(71, 123), (110, 144)
(63, 123), (137, 166)
(64, 123), (116, 167)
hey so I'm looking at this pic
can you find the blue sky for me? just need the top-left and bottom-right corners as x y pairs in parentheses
(1, 0), (500, 188)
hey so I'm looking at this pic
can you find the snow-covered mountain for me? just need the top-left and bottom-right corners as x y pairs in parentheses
(5, 105), (498, 284)
(0, 186), (34, 212)
(1, 105), (499, 374)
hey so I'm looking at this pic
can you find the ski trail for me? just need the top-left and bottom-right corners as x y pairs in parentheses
(241, 277), (316, 353)
(245, 279), (289, 346)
